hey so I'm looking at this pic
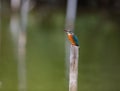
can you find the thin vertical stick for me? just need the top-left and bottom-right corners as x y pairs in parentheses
(10, 0), (27, 91)
(20, 0), (30, 32)
(65, 0), (78, 81)
(17, 0), (29, 91)
(18, 31), (27, 91)
(69, 45), (79, 91)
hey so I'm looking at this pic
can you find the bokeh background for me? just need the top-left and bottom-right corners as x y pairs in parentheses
(0, 0), (120, 91)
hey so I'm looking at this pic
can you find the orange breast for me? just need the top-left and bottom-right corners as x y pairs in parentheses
(68, 34), (76, 45)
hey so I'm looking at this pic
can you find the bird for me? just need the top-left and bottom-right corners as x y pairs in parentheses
(64, 29), (79, 46)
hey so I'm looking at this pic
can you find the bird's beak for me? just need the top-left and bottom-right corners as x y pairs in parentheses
(64, 29), (68, 32)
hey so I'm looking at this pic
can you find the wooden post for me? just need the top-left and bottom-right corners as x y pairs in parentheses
(69, 45), (79, 91)
(65, 0), (78, 79)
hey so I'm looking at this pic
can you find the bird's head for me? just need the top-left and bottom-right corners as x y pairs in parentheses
(64, 29), (73, 35)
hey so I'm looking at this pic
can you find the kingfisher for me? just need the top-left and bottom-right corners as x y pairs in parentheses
(64, 29), (79, 46)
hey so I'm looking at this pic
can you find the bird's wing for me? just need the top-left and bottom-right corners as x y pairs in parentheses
(73, 35), (79, 46)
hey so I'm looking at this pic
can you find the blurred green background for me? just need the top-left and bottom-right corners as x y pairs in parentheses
(0, 0), (120, 91)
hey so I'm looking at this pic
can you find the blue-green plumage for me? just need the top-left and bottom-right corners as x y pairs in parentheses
(73, 35), (79, 46)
